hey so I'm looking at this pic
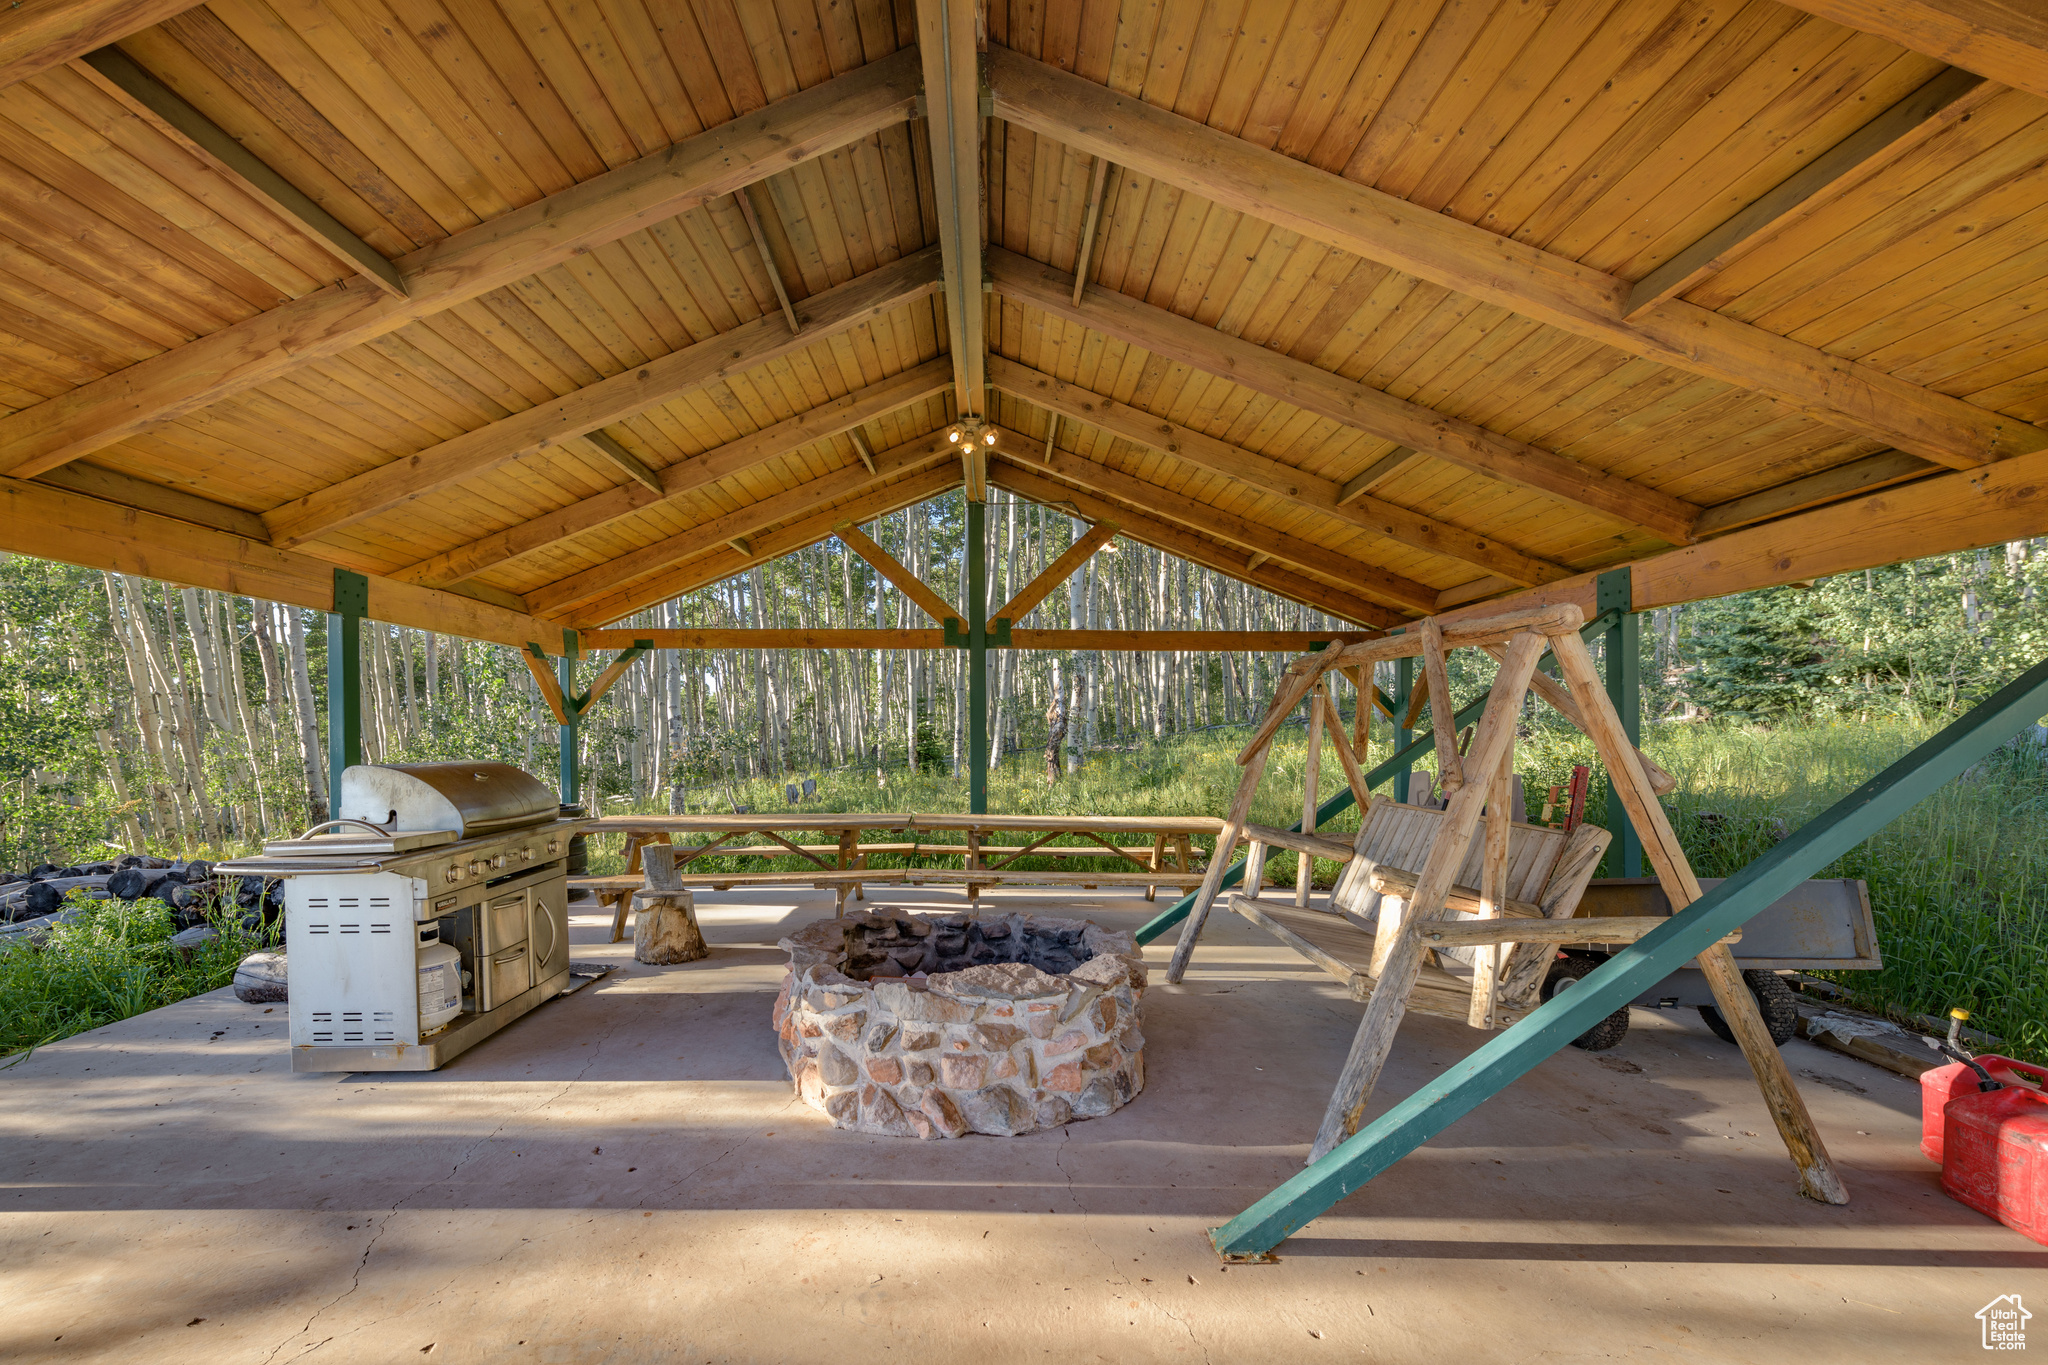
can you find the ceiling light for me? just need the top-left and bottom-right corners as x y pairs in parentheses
(983, 431), (996, 446)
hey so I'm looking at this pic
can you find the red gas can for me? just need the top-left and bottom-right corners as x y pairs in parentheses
(1922, 1056), (2046, 1163)
(1942, 1087), (2048, 1246)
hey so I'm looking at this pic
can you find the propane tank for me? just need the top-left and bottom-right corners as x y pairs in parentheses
(416, 925), (462, 1035)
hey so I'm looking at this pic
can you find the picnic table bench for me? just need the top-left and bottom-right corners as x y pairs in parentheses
(576, 813), (1223, 943)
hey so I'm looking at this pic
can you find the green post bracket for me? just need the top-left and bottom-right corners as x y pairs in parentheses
(1206, 646), (2048, 1259)
(325, 568), (367, 807)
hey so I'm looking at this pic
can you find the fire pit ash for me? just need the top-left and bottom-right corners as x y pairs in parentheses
(773, 910), (1147, 1139)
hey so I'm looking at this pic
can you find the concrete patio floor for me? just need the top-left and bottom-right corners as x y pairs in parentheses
(3, 887), (2041, 1364)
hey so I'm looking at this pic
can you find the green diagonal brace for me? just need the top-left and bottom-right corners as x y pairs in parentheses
(1208, 647), (2048, 1258)
(1134, 614), (1619, 946)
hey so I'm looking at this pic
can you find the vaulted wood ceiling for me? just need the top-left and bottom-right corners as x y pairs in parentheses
(0, 0), (2042, 647)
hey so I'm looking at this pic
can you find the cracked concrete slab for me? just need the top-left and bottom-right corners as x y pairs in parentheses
(1, 888), (2040, 1363)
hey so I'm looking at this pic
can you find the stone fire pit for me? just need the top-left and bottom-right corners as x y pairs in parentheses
(773, 910), (1147, 1139)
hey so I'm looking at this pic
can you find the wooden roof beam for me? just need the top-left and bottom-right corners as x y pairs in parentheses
(834, 521), (961, 625)
(75, 45), (404, 297)
(987, 356), (1573, 587)
(1627, 67), (1997, 318)
(1775, 1), (2048, 104)
(1020, 435), (1438, 613)
(988, 248), (1701, 545)
(1435, 438), (2048, 628)
(995, 517), (1119, 622)
(393, 359), (952, 588)
(0, 0), (198, 88)
(915, 0), (987, 496)
(0, 46), (924, 479)
(989, 458), (1402, 629)
(572, 465), (965, 627)
(987, 46), (2047, 471)
(264, 248), (942, 548)
(0, 477), (573, 652)
(526, 431), (960, 618)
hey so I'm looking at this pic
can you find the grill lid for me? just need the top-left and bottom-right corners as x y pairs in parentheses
(338, 761), (557, 838)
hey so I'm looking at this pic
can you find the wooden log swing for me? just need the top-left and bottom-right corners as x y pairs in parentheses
(1167, 601), (1846, 1198)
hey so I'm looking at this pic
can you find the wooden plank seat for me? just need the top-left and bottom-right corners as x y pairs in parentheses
(1229, 796), (1612, 1028)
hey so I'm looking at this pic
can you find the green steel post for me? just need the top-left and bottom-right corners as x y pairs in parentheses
(1208, 648), (2048, 1259)
(325, 569), (366, 808)
(968, 498), (988, 815)
(1133, 614), (1619, 946)
(1393, 654), (1414, 801)
(1597, 569), (1642, 876)
(558, 628), (580, 805)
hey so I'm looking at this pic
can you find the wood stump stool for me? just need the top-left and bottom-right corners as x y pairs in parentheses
(633, 845), (708, 964)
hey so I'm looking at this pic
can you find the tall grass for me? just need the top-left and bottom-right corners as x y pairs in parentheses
(0, 897), (280, 1059)
(603, 713), (2048, 1061)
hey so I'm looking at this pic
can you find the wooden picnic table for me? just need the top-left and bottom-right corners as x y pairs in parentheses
(579, 812), (1224, 942)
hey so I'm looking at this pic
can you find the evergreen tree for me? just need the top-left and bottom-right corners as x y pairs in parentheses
(1683, 586), (1834, 721)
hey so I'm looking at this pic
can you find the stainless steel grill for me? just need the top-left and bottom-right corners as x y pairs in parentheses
(222, 762), (586, 1072)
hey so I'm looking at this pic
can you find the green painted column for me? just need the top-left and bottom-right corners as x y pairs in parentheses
(558, 628), (580, 805)
(1598, 569), (1643, 877)
(967, 497), (989, 815)
(1393, 653), (1415, 802)
(325, 569), (366, 809)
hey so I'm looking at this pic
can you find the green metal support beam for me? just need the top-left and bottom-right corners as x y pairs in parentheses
(1598, 568), (1643, 877)
(558, 628), (580, 806)
(1393, 653), (1414, 802)
(1133, 613), (1620, 947)
(325, 568), (366, 808)
(1207, 648), (2048, 1259)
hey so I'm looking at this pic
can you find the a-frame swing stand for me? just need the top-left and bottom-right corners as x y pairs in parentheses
(1167, 602), (1849, 1248)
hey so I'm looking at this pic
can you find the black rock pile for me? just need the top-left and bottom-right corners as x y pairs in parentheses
(0, 854), (283, 933)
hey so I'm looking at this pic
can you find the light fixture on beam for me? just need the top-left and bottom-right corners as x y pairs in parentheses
(948, 416), (994, 500)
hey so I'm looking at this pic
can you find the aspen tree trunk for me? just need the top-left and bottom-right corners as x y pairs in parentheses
(283, 605), (328, 823)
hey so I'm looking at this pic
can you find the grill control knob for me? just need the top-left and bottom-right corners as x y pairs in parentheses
(468, 860), (482, 876)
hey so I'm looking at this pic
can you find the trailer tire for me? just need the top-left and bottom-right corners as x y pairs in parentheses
(1543, 954), (1631, 1051)
(1698, 970), (1799, 1047)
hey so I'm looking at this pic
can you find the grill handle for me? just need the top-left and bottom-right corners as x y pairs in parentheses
(293, 817), (393, 840)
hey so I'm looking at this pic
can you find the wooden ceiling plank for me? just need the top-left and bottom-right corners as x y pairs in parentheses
(1626, 66), (1998, 318)
(0, 474), (573, 650)
(26, 460), (268, 538)
(571, 463), (965, 627)
(1020, 433), (1437, 613)
(1775, 0), (2048, 104)
(0, 0), (200, 89)
(989, 456), (1401, 629)
(987, 354), (1573, 586)
(987, 45), (2048, 470)
(262, 248), (942, 547)
(525, 428), (958, 617)
(73, 44), (405, 295)
(0, 45), (924, 479)
(1693, 448), (1938, 537)
(988, 246), (1702, 544)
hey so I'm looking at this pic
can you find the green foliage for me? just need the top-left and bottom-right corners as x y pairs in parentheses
(1683, 586), (1833, 721)
(0, 893), (280, 1059)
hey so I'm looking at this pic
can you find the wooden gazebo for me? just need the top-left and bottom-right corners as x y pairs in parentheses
(1, 0), (2045, 1255)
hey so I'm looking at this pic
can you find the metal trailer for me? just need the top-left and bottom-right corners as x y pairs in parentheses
(1546, 876), (1879, 1050)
